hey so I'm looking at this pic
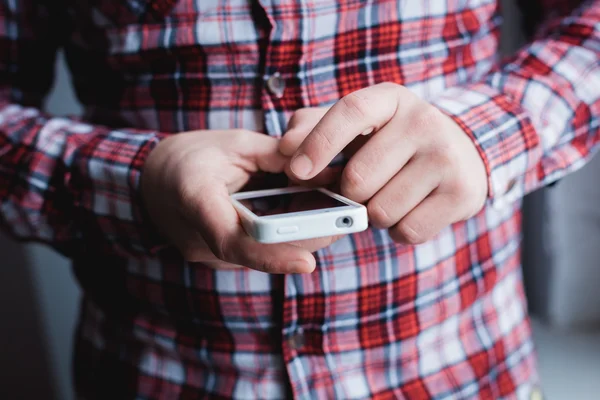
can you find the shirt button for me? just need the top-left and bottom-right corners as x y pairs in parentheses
(267, 72), (286, 99)
(287, 331), (305, 351)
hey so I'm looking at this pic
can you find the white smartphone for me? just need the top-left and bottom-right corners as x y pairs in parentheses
(231, 186), (368, 243)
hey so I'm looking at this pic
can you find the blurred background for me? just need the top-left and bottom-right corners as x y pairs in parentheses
(1, 1), (599, 399)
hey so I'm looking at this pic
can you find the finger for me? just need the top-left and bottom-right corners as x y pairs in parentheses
(389, 192), (457, 245)
(290, 83), (400, 180)
(167, 213), (223, 262)
(367, 156), (443, 229)
(186, 182), (316, 274)
(195, 261), (245, 270)
(280, 107), (330, 156)
(287, 234), (344, 253)
(235, 131), (289, 174)
(340, 117), (417, 202)
(232, 233), (317, 274)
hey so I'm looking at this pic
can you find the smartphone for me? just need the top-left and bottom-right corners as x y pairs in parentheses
(231, 186), (368, 243)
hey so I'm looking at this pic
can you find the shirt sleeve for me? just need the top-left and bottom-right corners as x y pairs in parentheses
(431, 0), (600, 209)
(0, 0), (168, 258)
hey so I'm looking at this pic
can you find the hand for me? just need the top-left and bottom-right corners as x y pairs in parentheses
(283, 83), (488, 244)
(281, 107), (345, 188)
(141, 129), (340, 273)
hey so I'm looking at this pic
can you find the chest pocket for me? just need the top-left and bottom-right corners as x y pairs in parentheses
(89, 0), (178, 26)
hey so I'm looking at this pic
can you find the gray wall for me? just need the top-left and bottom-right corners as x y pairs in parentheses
(536, 157), (600, 328)
(0, 52), (81, 400)
(500, 0), (600, 329)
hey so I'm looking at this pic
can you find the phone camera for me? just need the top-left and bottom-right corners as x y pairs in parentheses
(336, 216), (353, 228)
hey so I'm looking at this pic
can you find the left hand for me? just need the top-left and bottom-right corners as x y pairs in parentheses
(281, 82), (488, 244)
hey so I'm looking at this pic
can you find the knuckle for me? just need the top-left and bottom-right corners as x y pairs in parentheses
(429, 145), (454, 170)
(287, 110), (308, 128)
(446, 178), (474, 202)
(293, 108), (314, 119)
(377, 81), (401, 91)
(393, 220), (428, 245)
(367, 200), (395, 228)
(313, 127), (335, 150)
(231, 130), (252, 148)
(286, 113), (299, 129)
(409, 105), (445, 135)
(232, 128), (253, 136)
(341, 164), (368, 197)
(341, 92), (371, 120)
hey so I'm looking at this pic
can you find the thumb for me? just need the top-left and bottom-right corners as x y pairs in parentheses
(185, 180), (316, 274)
(280, 107), (330, 156)
(234, 130), (289, 174)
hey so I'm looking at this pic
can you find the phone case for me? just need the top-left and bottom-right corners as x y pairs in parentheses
(231, 187), (369, 243)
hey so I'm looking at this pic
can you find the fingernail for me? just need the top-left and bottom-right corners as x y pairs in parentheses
(291, 154), (313, 178)
(287, 260), (315, 274)
(360, 127), (374, 136)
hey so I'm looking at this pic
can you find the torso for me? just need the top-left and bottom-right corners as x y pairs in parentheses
(68, 1), (539, 398)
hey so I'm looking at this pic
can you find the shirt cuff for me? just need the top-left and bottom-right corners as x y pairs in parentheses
(126, 131), (171, 255)
(72, 128), (170, 257)
(430, 83), (541, 209)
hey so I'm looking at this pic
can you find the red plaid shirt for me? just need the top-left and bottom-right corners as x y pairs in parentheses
(1, 0), (599, 398)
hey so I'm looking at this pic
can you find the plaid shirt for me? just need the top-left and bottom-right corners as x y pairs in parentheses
(1, 0), (599, 398)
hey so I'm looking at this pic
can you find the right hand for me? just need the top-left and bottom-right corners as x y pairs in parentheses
(141, 130), (340, 273)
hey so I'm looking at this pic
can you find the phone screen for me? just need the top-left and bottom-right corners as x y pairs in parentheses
(238, 190), (348, 216)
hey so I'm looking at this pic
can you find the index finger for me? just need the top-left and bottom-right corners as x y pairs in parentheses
(289, 83), (400, 180)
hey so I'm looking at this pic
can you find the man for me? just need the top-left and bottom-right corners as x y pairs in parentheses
(0, 0), (597, 398)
